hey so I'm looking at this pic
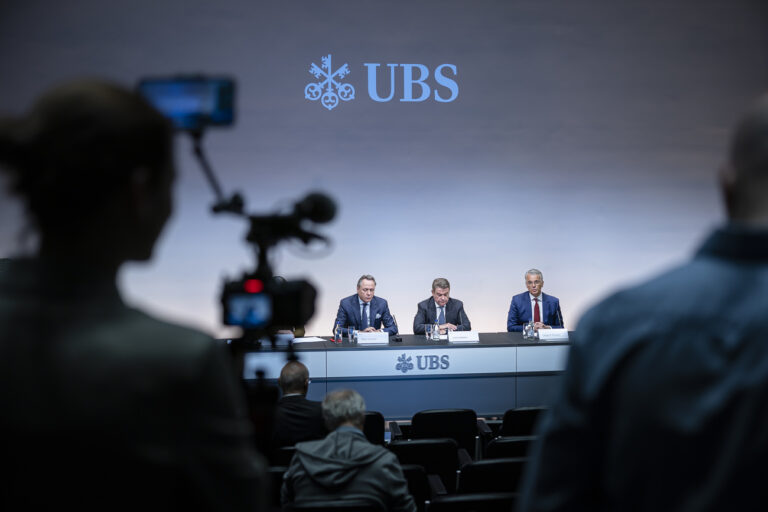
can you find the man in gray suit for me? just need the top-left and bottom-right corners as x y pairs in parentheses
(413, 277), (471, 334)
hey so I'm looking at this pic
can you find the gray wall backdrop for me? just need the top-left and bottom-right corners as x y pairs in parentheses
(1, 0), (767, 336)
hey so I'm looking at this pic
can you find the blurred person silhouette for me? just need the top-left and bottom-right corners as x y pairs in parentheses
(519, 94), (768, 511)
(0, 80), (266, 510)
(272, 275), (305, 337)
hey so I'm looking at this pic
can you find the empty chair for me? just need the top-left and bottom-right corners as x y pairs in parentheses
(389, 438), (470, 493)
(364, 411), (386, 445)
(400, 463), (443, 512)
(499, 406), (546, 437)
(283, 498), (386, 511)
(411, 409), (488, 459)
(426, 492), (517, 512)
(484, 436), (536, 459)
(456, 458), (527, 494)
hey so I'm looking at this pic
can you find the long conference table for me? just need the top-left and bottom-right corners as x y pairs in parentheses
(241, 332), (570, 420)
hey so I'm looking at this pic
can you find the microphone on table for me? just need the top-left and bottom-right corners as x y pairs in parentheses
(391, 315), (402, 342)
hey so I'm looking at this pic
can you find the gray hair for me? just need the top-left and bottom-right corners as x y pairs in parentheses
(525, 269), (543, 280)
(357, 274), (376, 287)
(322, 389), (366, 430)
(432, 277), (450, 291)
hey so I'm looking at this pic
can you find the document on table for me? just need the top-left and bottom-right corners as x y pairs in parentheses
(293, 336), (327, 343)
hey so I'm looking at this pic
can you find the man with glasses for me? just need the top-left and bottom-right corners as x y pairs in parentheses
(507, 269), (564, 332)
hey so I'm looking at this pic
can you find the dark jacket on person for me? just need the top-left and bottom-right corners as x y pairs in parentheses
(274, 394), (327, 447)
(519, 226), (768, 511)
(282, 426), (416, 511)
(0, 258), (266, 511)
(413, 296), (471, 334)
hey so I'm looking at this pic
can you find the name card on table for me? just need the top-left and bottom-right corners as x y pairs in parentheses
(537, 328), (569, 342)
(356, 331), (390, 344)
(448, 330), (480, 343)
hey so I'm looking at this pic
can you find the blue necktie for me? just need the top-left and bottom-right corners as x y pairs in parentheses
(362, 302), (369, 328)
(438, 306), (445, 324)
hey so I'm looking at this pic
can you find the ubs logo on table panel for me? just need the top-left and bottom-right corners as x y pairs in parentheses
(305, 53), (459, 111)
(396, 353), (450, 374)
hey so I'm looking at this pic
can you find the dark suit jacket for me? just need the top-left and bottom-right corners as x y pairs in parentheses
(519, 226), (768, 511)
(0, 259), (266, 510)
(506, 291), (564, 332)
(333, 295), (397, 335)
(273, 394), (327, 448)
(413, 297), (471, 334)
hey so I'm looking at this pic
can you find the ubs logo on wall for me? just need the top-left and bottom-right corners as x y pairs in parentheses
(396, 353), (450, 374)
(305, 53), (459, 111)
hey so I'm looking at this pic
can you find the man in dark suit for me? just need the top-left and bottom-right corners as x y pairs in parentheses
(333, 274), (397, 335)
(506, 269), (564, 332)
(519, 96), (768, 511)
(274, 361), (327, 448)
(413, 277), (471, 334)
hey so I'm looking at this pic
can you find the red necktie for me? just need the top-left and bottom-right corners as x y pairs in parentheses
(533, 298), (540, 323)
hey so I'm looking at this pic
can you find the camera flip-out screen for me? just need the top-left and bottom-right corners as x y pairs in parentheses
(225, 293), (272, 329)
(138, 76), (235, 131)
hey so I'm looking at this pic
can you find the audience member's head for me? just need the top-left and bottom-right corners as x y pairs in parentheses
(721, 94), (768, 224)
(322, 389), (366, 431)
(0, 79), (174, 265)
(278, 361), (310, 395)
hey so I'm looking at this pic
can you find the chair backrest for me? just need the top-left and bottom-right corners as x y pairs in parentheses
(364, 411), (385, 445)
(273, 445), (297, 467)
(400, 463), (430, 512)
(411, 409), (477, 457)
(268, 466), (286, 509)
(389, 438), (460, 492)
(499, 406), (546, 437)
(426, 491), (517, 512)
(456, 458), (527, 494)
(284, 498), (386, 511)
(485, 436), (536, 459)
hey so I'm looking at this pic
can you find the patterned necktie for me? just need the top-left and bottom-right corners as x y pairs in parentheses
(438, 306), (446, 324)
(362, 302), (369, 328)
(533, 298), (540, 323)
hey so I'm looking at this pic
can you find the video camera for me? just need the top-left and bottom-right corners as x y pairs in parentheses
(138, 76), (334, 345)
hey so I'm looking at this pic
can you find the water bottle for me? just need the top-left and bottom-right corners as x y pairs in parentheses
(432, 320), (440, 341)
(334, 323), (342, 343)
(523, 321), (535, 340)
